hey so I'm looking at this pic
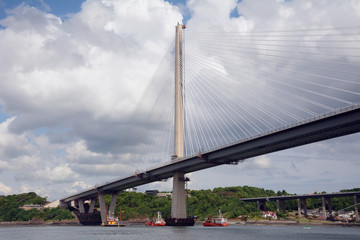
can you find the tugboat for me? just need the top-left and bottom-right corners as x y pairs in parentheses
(146, 211), (166, 226)
(203, 210), (228, 227)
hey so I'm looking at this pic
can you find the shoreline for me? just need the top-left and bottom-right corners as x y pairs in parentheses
(1, 219), (359, 227)
(228, 219), (360, 227)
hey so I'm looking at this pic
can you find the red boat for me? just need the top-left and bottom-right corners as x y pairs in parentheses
(203, 210), (228, 227)
(145, 211), (166, 226)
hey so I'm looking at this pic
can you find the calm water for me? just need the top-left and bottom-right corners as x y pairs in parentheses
(0, 224), (360, 240)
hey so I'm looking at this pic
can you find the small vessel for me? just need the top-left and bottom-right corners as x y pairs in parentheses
(203, 210), (228, 227)
(102, 207), (125, 227)
(146, 211), (166, 226)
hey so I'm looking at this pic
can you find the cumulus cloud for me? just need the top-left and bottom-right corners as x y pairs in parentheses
(0, 0), (359, 199)
(253, 156), (272, 169)
(0, 0), (184, 199)
(16, 164), (78, 183)
(0, 181), (13, 195)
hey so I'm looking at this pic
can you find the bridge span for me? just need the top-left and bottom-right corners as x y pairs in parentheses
(241, 191), (360, 221)
(60, 105), (360, 205)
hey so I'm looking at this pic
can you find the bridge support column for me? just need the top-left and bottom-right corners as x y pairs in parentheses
(276, 199), (280, 212)
(321, 197), (326, 219)
(354, 195), (359, 222)
(88, 198), (96, 214)
(109, 192), (118, 218)
(302, 198), (308, 217)
(78, 199), (85, 214)
(281, 200), (286, 214)
(257, 201), (260, 210)
(327, 198), (332, 217)
(60, 200), (69, 208)
(297, 198), (301, 217)
(98, 193), (107, 224)
(171, 172), (187, 219)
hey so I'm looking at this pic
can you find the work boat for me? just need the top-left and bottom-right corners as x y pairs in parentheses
(102, 210), (125, 227)
(146, 211), (166, 226)
(203, 210), (228, 227)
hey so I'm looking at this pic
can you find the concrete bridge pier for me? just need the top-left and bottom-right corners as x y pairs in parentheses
(98, 192), (119, 224)
(171, 172), (187, 218)
(75, 198), (96, 214)
(327, 198), (333, 217)
(256, 200), (266, 211)
(302, 198), (308, 217)
(321, 197), (332, 219)
(321, 197), (326, 219)
(88, 198), (96, 213)
(78, 199), (85, 213)
(281, 200), (286, 214)
(276, 199), (280, 212)
(354, 195), (359, 221)
(297, 198), (308, 217)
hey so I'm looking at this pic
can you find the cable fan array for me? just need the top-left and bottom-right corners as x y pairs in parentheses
(182, 26), (360, 156)
(101, 26), (360, 185)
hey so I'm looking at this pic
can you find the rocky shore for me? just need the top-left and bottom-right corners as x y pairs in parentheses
(0, 219), (80, 226)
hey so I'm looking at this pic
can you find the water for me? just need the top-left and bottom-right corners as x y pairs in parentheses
(0, 224), (359, 240)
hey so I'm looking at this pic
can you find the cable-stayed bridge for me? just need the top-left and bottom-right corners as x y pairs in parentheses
(60, 24), (360, 225)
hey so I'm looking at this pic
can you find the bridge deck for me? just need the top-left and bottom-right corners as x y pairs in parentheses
(61, 106), (360, 203)
(240, 191), (360, 202)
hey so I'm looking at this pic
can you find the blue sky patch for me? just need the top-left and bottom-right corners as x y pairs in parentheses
(230, 5), (240, 18)
(0, 105), (12, 123)
(33, 127), (49, 136)
(0, 0), (84, 20)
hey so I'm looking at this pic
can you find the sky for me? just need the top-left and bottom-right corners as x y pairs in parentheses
(0, 0), (359, 201)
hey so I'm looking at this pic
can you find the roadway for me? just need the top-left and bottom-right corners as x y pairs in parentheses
(60, 105), (360, 203)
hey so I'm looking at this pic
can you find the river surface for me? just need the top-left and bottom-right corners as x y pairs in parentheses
(1, 224), (360, 240)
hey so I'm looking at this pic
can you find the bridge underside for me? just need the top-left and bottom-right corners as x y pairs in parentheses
(61, 106), (360, 203)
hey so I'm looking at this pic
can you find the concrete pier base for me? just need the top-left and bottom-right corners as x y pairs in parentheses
(171, 172), (187, 219)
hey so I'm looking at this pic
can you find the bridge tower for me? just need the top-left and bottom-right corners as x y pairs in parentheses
(172, 22), (186, 218)
(166, 23), (194, 226)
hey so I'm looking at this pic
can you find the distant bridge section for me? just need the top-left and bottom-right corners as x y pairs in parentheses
(60, 106), (360, 205)
(241, 191), (360, 221)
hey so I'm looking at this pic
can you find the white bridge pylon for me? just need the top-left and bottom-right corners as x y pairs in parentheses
(171, 23), (187, 219)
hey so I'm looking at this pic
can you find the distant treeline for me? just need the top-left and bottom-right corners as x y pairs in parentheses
(105, 186), (360, 220)
(1, 186), (359, 222)
(0, 192), (73, 222)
